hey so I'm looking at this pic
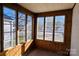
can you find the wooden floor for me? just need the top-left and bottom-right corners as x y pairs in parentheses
(24, 48), (64, 56)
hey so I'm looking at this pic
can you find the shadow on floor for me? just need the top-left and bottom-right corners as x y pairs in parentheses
(24, 48), (64, 56)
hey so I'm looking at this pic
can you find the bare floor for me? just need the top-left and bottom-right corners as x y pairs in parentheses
(24, 48), (64, 56)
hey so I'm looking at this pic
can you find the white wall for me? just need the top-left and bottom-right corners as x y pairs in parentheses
(70, 3), (79, 56)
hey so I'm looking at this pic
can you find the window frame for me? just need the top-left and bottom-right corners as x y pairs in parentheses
(36, 17), (45, 40)
(3, 6), (17, 50)
(18, 12), (26, 44)
(27, 15), (33, 42)
(45, 16), (54, 41)
(54, 15), (65, 43)
(36, 15), (66, 43)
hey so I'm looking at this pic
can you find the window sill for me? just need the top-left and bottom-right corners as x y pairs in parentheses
(0, 40), (33, 56)
(4, 47), (14, 51)
(4, 40), (33, 51)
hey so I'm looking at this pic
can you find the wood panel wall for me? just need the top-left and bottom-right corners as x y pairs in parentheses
(35, 40), (67, 55)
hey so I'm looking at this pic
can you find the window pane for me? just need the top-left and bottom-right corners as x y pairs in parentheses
(3, 7), (16, 49)
(27, 15), (32, 42)
(4, 23), (10, 32)
(4, 33), (10, 40)
(45, 17), (53, 41)
(54, 16), (65, 42)
(4, 33), (11, 49)
(19, 31), (25, 44)
(18, 12), (26, 44)
(37, 17), (44, 40)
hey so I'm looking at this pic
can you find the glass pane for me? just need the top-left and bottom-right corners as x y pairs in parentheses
(12, 32), (16, 46)
(19, 31), (25, 44)
(4, 33), (11, 41)
(54, 16), (65, 42)
(45, 17), (53, 41)
(27, 15), (32, 42)
(3, 7), (16, 49)
(4, 24), (10, 32)
(18, 12), (26, 44)
(4, 41), (12, 49)
(37, 17), (44, 40)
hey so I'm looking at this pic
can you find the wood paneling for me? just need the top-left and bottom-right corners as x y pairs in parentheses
(35, 40), (67, 55)
(0, 40), (33, 56)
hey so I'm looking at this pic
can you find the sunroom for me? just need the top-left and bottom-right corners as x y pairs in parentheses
(0, 3), (79, 56)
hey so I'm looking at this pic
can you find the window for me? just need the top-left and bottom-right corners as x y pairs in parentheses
(45, 17), (53, 41)
(18, 12), (26, 44)
(3, 7), (16, 49)
(36, 16), (65, 42)
(27, 15), (32, 42)
(37, 17), (44, 40)
(54, 16), (65, 42)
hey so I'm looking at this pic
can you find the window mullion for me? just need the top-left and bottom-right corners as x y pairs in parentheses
(10, 21), (12, 47)
(25, 15), (27, 41)
(1, 4), (4, 51)
(53, 16), (55, 42)
(16, 10), (18, 45)
(43, 17), (45, 40)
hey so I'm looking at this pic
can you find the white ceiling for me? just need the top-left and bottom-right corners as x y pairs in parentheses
(19, 3), (74, 13)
